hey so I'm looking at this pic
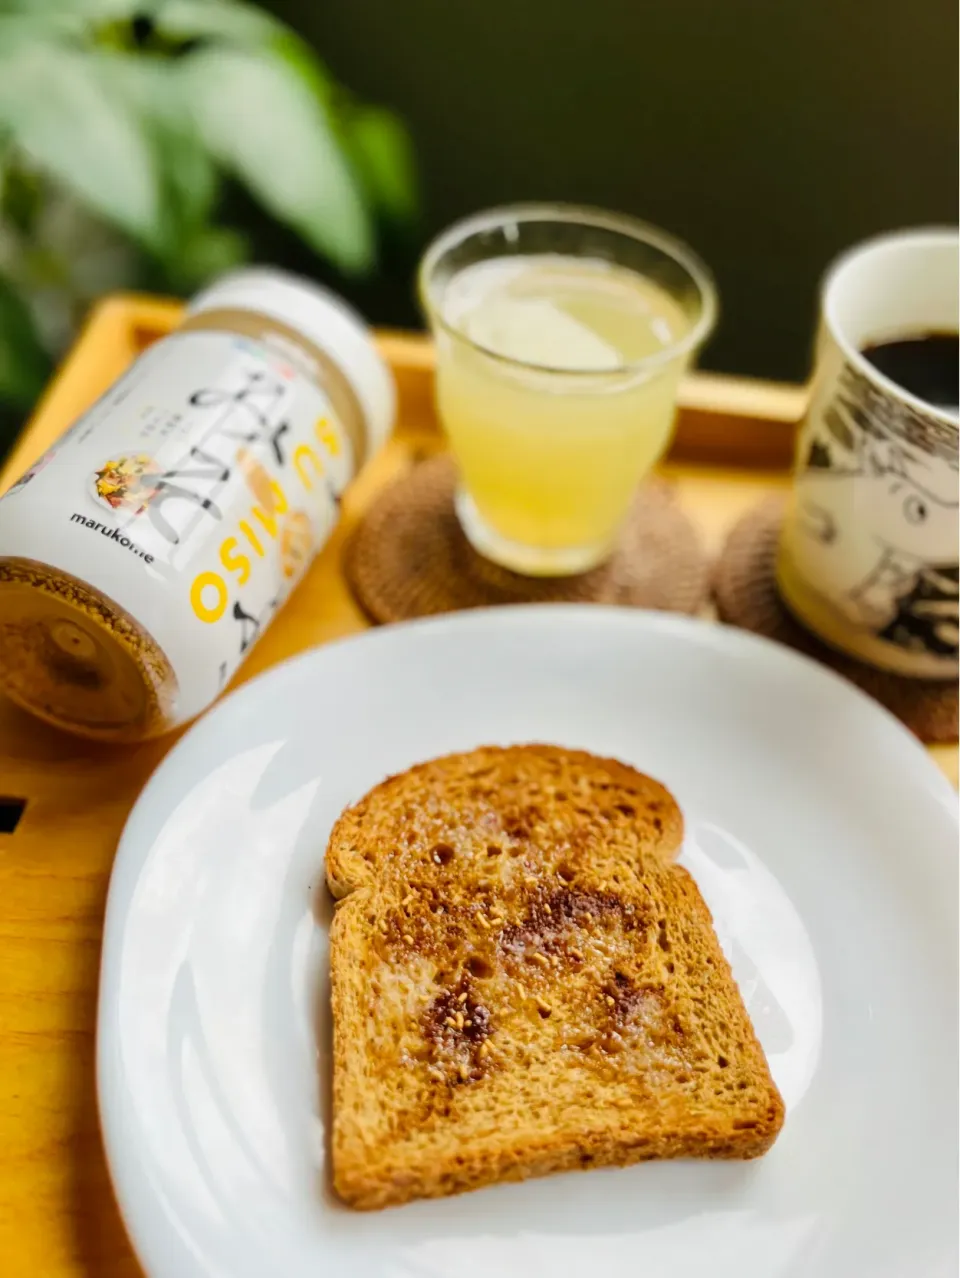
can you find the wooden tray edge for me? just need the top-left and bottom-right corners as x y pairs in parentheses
(1, 293), (806, 494)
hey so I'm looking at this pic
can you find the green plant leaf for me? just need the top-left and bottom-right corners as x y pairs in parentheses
(0, 2), (134, 17)
(342, 106), (418, 225)
(91, 51), (217, 249)
(181, 40), (375, 274)
(0, 271), (52, 409)
(265, 25), (336, 107)
(262, 35), (418, 227)
(0, 7), (79, 29)
(151, 0), (283, 45)
(0, 29), (165, 250)
(0, 0), (283, 46)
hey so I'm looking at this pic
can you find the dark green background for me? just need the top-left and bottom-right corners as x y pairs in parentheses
(261, 0), (956, 382)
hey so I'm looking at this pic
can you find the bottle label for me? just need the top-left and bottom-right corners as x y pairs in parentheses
(0, 314), (361, 724)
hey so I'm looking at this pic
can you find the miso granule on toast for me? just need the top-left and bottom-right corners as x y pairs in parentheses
(326, 744), (784, 1210)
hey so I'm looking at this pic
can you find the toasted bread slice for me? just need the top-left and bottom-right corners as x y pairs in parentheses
(327, 745), (784, 1210)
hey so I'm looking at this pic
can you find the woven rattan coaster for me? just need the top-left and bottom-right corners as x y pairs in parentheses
(714, 498), (958, 744)
(345, 455), (709, 624)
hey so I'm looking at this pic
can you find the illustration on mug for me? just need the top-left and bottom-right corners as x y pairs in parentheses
(793, 363), (958, 659)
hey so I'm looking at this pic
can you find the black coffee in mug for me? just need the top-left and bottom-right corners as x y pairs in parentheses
(861, 331), (959, 415)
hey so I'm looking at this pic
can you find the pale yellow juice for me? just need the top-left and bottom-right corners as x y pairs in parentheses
(436, 255), (692, 570)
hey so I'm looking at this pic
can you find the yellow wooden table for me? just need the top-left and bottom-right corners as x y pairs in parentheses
(0, 297), (955, 1277)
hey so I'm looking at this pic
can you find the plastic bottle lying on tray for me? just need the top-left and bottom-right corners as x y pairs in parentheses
(0, 268), (395, 741)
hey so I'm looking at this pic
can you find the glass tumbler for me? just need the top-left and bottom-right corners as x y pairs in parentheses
(419, 204), (717, 575)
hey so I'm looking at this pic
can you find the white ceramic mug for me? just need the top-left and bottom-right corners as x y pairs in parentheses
(777, 228), (958, 678)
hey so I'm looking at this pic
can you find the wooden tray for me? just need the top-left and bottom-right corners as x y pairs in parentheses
(0, 296), (954, 1277)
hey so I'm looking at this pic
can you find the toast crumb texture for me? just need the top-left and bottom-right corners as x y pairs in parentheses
(326, 744), (784, 1210)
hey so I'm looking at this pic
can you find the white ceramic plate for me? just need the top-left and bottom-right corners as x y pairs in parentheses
(97, 606), (958, 1278)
